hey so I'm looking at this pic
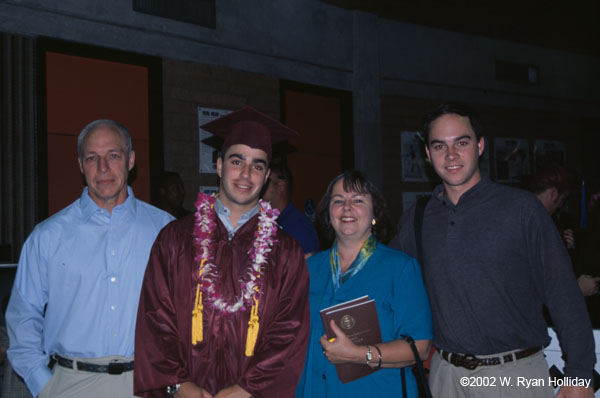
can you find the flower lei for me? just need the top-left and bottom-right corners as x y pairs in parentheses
(192, 192), (279, 313)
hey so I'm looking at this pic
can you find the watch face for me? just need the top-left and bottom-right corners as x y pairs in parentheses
(166, 384), (180, 395)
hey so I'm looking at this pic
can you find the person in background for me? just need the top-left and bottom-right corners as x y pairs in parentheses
(526, 162), (600, 297)
(390, 103), (595, 398)
(5, 119), (174, 398)
(296, 170), (432, 398)
(262, 159), (319, 256)
(159, 171), (192, 219)
(577, 191), (600, 327)
(134, 106), (310, 398)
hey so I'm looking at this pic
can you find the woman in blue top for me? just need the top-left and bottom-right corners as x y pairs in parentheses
(296, 170), (433, 397)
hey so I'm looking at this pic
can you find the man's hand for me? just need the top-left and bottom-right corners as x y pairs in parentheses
(561, 229), (576, 250)
(555, 385), (594, 398)
(175, 381), (213, 398)
(577, 275), (600, 296)
(214, 385), (251, 398)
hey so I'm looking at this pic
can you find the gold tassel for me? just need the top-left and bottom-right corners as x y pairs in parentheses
(245, 296), (260, 357)
(192, 283), (203, 345)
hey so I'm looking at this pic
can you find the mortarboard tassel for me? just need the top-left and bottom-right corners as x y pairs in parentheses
(192, 283), (203, 345)
(245, 295), (260, 357)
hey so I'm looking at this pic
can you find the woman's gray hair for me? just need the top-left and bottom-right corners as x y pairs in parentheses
(77, 119), (132, 159)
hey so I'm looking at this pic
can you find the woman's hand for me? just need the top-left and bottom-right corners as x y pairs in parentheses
(319, 319), (365, 365)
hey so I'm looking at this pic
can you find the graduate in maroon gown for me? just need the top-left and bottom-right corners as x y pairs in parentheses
(134, 107), (310, 398)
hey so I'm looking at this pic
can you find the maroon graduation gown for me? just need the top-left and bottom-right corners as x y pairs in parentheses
(133, 213), (310, 397)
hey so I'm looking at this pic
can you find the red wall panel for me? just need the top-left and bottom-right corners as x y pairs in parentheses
(45, 52), (150, 214)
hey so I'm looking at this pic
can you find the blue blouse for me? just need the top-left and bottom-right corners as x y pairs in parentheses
(296, 243), (433, 397)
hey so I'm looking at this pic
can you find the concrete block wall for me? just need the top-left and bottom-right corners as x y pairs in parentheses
(162, 60), (280, 210)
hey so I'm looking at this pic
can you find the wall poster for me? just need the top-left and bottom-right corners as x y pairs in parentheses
(198, 107), (232, 173)
(494, 137), (530, 183)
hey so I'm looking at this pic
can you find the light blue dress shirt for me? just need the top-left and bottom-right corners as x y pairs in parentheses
(214, 197), (259, 238)
(6, 187), (174, 397)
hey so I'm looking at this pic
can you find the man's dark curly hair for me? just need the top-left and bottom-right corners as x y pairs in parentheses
(316, 170), (395, 244)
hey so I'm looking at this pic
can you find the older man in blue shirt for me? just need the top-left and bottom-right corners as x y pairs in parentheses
(5, 119), (173, 398)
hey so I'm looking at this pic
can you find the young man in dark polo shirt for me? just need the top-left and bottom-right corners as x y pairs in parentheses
(391, 104), (595, 398)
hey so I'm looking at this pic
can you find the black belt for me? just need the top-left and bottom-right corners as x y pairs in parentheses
(439, 346), (543, 370)
(52, 355), (134, 375)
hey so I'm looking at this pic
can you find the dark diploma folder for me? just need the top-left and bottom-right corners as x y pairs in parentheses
(320, 295), (383, 383)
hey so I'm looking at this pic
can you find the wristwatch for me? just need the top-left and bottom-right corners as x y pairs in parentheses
(166, 383), (181, 395)
(365, 345), (373, 365)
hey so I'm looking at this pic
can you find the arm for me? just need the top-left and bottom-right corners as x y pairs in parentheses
(531, 207), (595, 381)
(321, 251), (432, 369)
(320, 320), (431, 368)
(134, 227), (195, 397)
(6, 231), (53, 397)
(238, 240), (310, 397)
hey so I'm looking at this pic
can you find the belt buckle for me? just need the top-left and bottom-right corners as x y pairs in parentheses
(107, 362), (124, 375)
(462, 354), (479, 370)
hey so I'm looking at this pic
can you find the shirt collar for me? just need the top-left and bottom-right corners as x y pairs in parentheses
(79, 186), (137, 219)
(214, 197), (260, 236)
(433, 177), (490, 207)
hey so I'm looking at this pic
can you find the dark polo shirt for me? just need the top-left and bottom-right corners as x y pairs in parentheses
(391, 177), (595, 379)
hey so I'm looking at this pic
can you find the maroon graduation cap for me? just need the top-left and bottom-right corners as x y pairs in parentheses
(200, 106), (298, 160)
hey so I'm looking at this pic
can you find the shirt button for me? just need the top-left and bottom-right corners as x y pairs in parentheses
(111, 250), (116, 256)
(450, 221), (455, 226)
(111, 305), (116, 310)
(322, 373), (326, 380)
(110, 277), (116, 282)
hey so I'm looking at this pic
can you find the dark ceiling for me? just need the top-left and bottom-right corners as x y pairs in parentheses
(322, 0), (600, 57)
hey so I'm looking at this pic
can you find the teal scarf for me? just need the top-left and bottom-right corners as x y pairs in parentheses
(330, 234), (378, 291)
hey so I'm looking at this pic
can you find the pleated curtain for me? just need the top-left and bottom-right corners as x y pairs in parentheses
(0, 33), (38, 263)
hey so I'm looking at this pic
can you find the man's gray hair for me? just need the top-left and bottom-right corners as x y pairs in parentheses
(77, 119), (132, 159)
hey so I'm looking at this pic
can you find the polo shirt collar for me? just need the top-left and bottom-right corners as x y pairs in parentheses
(434, 177), (491, 207)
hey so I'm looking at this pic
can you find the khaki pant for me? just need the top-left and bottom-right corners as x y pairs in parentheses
(39, 355), (135, 398)
(429, 349), (554, 398)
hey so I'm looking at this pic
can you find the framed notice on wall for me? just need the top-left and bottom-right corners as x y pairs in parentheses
(401, 131), (428, 182)
(494, 137), (530, 184)
(533, 140), (566, 171)
(198, 107), (232, 174)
